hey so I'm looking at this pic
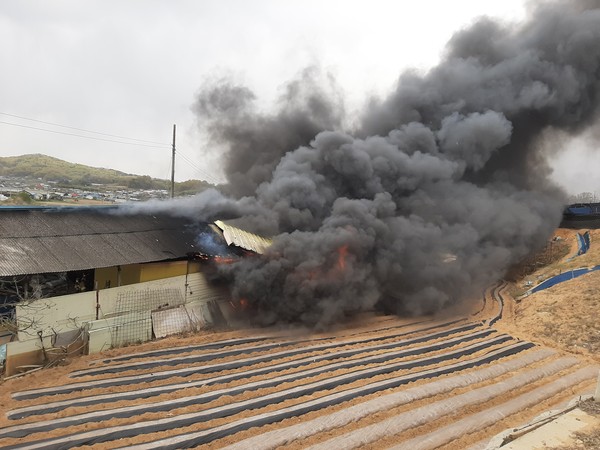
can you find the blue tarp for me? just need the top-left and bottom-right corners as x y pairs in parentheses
(530, 265), (600, 294)
(564, 203), (600, 216)
(567, 205), (593, 215)
(577, 231), (591, 255)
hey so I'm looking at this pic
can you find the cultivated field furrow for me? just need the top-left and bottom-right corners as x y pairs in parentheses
(303, 366), (597, 450)
(7, 327), (492, 419)
(94, 336), (271, 364)
(0, 283), (596, 449)
(0, 340), (531, 449)
(216, 348), (558, 450)
(94, 318), (436, 365)
(385, 368), (598, 450)
(69, 320), (472, 379)
(11, 321), (479, 400)
(0, 333), (514, 440)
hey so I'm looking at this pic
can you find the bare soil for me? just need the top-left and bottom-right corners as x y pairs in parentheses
(1, 228), (599, 449)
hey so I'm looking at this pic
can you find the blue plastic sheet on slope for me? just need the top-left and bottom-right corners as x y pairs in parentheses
(530, 265), (600, 294)
(577, 231), (591, 255)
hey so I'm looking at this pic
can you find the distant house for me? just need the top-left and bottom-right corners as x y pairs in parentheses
(0, 206), (271, 375)
(23, 190), (48, 201)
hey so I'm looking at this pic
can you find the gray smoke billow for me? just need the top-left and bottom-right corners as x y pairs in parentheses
(193, 67), (345, 200)
(189, 1), (600, 327)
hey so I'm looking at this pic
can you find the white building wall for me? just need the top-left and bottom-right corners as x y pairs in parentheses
(16, 291), (97, 341)
(8, 271), (231, 363)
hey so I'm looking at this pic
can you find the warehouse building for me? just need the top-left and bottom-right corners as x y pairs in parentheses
(0, 206), (270, 376)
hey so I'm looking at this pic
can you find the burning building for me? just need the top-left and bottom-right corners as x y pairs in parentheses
(187, 1), (600, 328)
(0, 205), (270, 375)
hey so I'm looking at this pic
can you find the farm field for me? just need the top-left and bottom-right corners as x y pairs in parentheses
(0, 229), (599, 449)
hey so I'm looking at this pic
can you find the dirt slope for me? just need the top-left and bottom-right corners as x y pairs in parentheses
(505, 228), (600, 362)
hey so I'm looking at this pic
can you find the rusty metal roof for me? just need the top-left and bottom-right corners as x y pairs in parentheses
(0, 207), (204, 276)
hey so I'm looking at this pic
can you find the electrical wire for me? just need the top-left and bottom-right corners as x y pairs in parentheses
(0, 111), (225, 185)
(176, 152), (210, 178)
(0, 112), (170, 146)
(178, 157), (221, 185)
(176, 151), (223, 185)
(0, 120), (170, 148)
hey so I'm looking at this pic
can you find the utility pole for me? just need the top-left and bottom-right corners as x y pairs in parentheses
(171, 124), (176, 199)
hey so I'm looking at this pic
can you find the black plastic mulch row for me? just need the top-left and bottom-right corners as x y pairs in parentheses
(14, 320), (473, 400)
(129, 343), (536, 450)
(95, 336), (270, 364)
(69, 319), (468, 378)
(6, 328), (494, 422)
(488, 282), (506, 327)
(2, 340), (533, 450)
(99, 318), (434, 365)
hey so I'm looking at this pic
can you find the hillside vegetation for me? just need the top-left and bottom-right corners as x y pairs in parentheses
(0, 154), (215, 195)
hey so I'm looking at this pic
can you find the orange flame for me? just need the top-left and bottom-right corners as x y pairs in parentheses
(230, 297), (250, 311)
(337, 245), (349, 271)
(213, 256), (237, 264)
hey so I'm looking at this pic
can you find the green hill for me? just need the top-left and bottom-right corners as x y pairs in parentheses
(0, 154), (215, 195)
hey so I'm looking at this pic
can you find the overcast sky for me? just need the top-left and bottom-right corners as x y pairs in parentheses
(0, 0), (595, 194)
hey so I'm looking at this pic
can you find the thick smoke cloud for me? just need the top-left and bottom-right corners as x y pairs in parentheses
(193, 67), (345, 199)
(191, 1), (600, 327)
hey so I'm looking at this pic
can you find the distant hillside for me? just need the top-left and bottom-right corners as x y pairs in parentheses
(0, 154), (214, 195)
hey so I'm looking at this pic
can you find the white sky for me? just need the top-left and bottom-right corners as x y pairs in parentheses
(1, 0), (590, 194)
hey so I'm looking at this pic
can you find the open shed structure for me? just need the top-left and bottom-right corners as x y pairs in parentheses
(0, 206), (268, 376)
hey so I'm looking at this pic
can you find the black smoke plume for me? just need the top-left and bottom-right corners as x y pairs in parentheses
(193, 67), (345, 199)
(190, 1), (600, 327)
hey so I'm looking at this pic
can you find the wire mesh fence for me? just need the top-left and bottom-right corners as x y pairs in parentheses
(111, 288), (186, 347)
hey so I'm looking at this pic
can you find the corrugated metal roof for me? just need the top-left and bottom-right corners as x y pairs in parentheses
(0, 208), (204, 276)
(214, 220), (272, 254)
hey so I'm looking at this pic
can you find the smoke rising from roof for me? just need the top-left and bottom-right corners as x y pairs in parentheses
(190, 0), (600, 327)
(193, 67), (345, 199)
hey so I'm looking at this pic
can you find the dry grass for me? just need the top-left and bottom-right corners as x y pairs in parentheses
(507, 228), (600, 448)
(514, 269), (600, 357)
(508, 228), (600, 359)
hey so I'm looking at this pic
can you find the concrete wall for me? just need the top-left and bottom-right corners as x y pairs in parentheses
(5, 270), (231, 375)
(13, 272), (226, 341)
(4, 334), (53, 376)
(16, 291), (97, 341)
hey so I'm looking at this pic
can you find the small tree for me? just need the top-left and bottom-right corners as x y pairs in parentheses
(9, 191), (33, 205)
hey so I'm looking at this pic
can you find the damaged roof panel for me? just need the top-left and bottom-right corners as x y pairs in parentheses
(214, 220), (272, 255)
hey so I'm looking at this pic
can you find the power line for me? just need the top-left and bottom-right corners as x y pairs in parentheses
(0, 112), (171, 146)
(177, 152), (221, 185)
(0, 112), (225, 185)
(0, 120), (170, 148)
(176, 151), (223, 185)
